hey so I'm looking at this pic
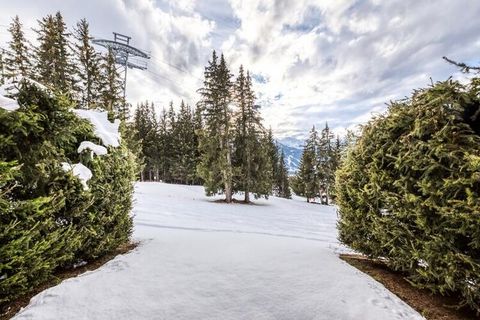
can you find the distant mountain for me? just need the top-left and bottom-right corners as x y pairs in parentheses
(277, 137), (303, 149)
(277, 140), (303, 174)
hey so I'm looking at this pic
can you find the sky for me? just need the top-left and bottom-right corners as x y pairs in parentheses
(1, 0), (479, 143)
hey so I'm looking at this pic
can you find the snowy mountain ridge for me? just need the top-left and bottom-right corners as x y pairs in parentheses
(277, 138), (303, 174)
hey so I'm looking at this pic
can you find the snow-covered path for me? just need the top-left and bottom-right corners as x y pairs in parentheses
(13, 183), (423, 320)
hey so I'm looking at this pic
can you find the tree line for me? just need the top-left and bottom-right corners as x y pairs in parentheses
(131, 51), (292, 202)
(292, 123), (346, 204)
(0, 13), (294, 203)
(0, 13), (124, 116)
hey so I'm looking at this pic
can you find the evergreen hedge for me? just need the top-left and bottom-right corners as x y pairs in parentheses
(0, 82), (136, 304)
(336, 77), (480, 311)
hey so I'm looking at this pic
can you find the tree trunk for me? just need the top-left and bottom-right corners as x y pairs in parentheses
(225, 182), (232, 203)
(325, 185), (329, 205)
(244, 189), (250, 203)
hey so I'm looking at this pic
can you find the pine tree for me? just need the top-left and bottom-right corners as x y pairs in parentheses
(133, 101), (159, 181)
(5, 16), (31, 81)
(174, 101), (197, 184)
(0, 50), (5, 85)
(277, 150), (292, 199)
(73, 18), (102, 109)
(265, 128), (280, 195)
(317, 122), (334, 204)
(232, 66), (270, 202)
(34, 12), (77, 92)
(99, 49), (123, 116)
(192, 106), (203, 185)
(294, 126), (319, 202)
(157, 107), (170, 181)
(197, 51), (234, 202)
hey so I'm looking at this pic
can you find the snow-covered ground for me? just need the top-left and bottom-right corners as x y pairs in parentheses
(13, 182), (423, 320)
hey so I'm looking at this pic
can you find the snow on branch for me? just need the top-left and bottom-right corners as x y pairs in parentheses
(0, 95), (20, 111)
(73, 110), (121, 147)
(61, 162), (93, 190)
(78, 141), (108, 156)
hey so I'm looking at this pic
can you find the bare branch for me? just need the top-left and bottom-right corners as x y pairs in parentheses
(443, 56), (480, 73)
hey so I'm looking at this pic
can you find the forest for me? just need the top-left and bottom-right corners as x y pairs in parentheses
(2, 7), (479, 318)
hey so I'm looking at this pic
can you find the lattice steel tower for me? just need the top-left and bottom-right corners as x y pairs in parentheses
(92, 32), (150, 105)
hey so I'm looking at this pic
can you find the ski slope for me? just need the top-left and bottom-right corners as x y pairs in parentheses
(13, 182), (423, 320)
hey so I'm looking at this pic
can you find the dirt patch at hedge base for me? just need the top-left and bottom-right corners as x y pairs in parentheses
(340, 254), (478, 320)
(0, 241), (138, 320)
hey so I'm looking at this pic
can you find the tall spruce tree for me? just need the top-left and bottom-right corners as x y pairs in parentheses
(265, 128), (280, 194)
(0, 50), (5, 85)
(277, 150), (292, 199)
(192, 106), (203, 185)
(34, 12), (76, 92)
(197, 51), (234, 202)
(157, 107), (170, 181)
(174, 101), (197, 184)
(99, 49), (123, 117)
(74, 18), (102, 109)
(232, 67), (270, 202)
(294, 126), (319, 202)
(317, 122), (335, 204)
(5, 16), (31, 81)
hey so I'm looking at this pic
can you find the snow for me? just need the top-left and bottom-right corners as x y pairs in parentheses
(0, 77), (52, 112)
(13, 182), (424, 320)
(1, 77), (49, 96)
(61, 162), (93, 190)
(77, 141), (108, 156)
(73, 109), (121, 147)
(0, 94), (20, 111)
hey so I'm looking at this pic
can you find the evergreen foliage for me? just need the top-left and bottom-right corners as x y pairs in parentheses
(197, 51), (235, 202)
(34, 12), (77, 92)
(295, 126), (320, 202)
(99, 49), (124, 118)
(131, 100), (201, 184)
(73, 19), (102, 109)
(0, 50), (5, 85)
(336, 77), (480, 312)
(0, 80), (136, 305)
(276, 150), (292, 199)
(232, 66), (271, 201)
(5, 16), (31, 81)
(292, 124), (342, 203)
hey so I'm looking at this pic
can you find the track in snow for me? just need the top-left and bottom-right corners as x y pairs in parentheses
(13, 182), (423, 320)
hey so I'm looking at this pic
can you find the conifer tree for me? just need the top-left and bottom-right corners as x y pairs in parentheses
(232, 66), (270, 202)
(265, 128), (280, 194)
(294, 126), (319, 202)
(0, 50), (5, 85)
(277, 150), (292, 198)
(174, 101), (197, 184)
(192, 106), (203, 184)
(197, 51), (234, 202)
(133, 101), (159, 181)
(73, 18), (102, 109)
(5, 16), (31, 81)
(157, 107), (170, 181)
(99, 49), (123, 116)
(317, 122), (335, 204)
(34, 12), (76, 92)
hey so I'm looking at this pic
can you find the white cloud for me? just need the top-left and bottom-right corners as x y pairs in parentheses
(1, 0), (479, 140)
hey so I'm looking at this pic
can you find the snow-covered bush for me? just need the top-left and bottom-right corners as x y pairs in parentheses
(336, 77), (480, 312)
(0, 81), (136, 304)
